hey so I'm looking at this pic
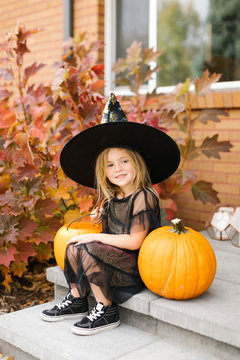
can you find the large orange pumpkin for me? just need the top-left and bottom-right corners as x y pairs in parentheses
(138, 218), (217, 300)
(54, 222), (102, 269)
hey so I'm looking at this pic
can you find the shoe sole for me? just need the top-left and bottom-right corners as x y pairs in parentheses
(71, 320), (120, 335)
(40, 311), (89, 322)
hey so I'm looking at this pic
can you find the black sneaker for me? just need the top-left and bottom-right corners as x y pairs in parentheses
(40, 292), (88, 322)
(71, 302), (120, 335)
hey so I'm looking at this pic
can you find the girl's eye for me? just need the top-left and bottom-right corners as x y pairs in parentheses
(107, 163), (113, 167)
(122, 159), (129, 164)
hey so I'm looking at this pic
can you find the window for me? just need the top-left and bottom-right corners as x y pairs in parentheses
(105, 0), (240, 94)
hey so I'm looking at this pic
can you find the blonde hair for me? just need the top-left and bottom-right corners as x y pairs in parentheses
(95, 147), (159, 203)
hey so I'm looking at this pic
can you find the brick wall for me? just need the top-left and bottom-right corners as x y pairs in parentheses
(74, 0), (104, 61)
(0, 0), (104, 84)
(0, 0), (64, 84)
(173, 93), (240, 230)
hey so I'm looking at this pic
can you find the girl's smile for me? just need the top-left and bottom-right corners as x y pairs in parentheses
(106, 148), (136, 196)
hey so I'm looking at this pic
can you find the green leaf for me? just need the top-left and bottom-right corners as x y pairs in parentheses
(33, 241), (53, 261)
(175, 78), (191, 99)
(198, 109), (229, 124)
(192, 180), (219, 204)
(200, 134), (233, 159)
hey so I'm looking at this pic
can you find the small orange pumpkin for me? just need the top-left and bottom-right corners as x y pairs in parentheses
(54, 222), (102, 269)
(138, 218), (217, 300)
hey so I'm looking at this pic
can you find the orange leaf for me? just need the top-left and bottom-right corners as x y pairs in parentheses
(195, 70), (221, 96)
(91, 80), (104, 91)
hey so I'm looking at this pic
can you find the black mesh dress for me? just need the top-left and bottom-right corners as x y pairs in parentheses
(64, 188), (160, 304)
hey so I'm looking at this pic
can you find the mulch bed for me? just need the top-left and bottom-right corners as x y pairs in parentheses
(0, 270), (54, 315)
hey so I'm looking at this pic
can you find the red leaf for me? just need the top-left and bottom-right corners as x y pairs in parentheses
(0, 106), (16, 128)
(22, 62), (45, 87)
(0, 246), (18, 267)
(16, 163), (37, 181)
(18, 218), (38, 238)
(16, 24), (43, 42)
(4, 141), (19, 163)
(34, 217), (61, 244)
(34, 198), (58, 220)
(0, 189), (15, 207)
(29, 116), (46, 141)
(0, 88), (12, 100)
(91, 64), (104, 76)
(14, 241), (36, 263)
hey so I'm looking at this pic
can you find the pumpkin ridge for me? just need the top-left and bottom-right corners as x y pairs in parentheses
(162, 230), (177, 298)
(187, 233), (200, 298)
(182, 235), (189, 299)
(190, 232), (214, 297)
(195, 233), (216, 291)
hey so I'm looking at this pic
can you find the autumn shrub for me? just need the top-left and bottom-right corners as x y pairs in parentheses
(113, 41), (233, 221)
(0, 24), (104, 290)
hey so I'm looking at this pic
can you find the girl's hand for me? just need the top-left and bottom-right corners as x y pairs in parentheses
(67, 233), (99, 246)
(90, 207), (102, 224)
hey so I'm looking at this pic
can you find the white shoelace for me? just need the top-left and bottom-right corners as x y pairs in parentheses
(56, 293), (72, 309)
(87, 304), (104, 321)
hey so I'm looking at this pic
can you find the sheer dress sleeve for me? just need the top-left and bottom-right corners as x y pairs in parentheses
(101, 201), (109, 233)
(129, 189), (160, 235)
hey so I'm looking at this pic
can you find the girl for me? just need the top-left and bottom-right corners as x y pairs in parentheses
(41, 93), (180, 335)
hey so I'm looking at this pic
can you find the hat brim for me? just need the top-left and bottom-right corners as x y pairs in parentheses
(60, 122), (180, 188)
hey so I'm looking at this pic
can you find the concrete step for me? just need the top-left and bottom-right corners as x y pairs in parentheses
(1, 231), (240, 359)
(0, 302), (239, 360)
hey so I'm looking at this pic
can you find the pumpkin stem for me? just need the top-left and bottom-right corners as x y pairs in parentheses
(170, 218), (189, 234)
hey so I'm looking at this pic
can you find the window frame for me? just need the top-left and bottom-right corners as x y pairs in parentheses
(104, 0), (240, 95)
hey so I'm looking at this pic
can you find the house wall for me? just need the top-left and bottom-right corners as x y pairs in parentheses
(0, 0), (239, 230)
(0, 0), (104, 83)
(172, 93), (240, 230)
(0, 0), (63, 84)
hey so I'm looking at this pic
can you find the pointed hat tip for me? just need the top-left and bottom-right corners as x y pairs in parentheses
(101, 93), (127, 124)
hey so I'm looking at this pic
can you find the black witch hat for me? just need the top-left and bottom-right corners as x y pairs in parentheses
(60, 93), (180, 188)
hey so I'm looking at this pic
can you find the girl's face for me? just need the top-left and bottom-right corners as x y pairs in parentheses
(106, 148), (136, 196)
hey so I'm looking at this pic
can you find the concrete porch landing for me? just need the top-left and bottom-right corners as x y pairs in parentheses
(0, 231), (240, 359)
